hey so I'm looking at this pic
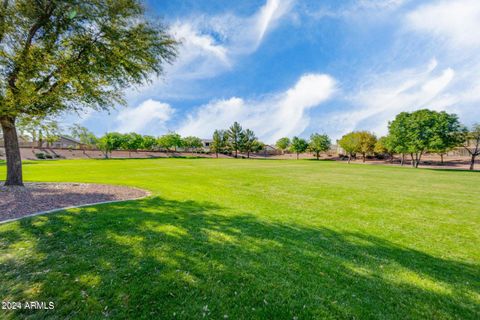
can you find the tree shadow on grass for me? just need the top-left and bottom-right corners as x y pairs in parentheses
(0, 197), (479, 319)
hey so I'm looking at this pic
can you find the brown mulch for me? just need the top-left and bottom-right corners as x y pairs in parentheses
(0, 183), (149, 223)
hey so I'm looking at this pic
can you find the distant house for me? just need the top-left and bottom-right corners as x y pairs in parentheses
(263, 145), (281, 155)
(48, 135), (86, 149)
(201, 139), (213, 150)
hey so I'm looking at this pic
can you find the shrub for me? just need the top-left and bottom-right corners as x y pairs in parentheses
(35, 153), (46, 159)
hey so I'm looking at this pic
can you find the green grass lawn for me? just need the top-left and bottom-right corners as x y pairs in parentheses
(0, 159), (479, 319)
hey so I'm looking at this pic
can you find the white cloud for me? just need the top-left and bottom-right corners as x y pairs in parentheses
(125, 0), (295, 103)
(406, 0), (480, 48)
(178, 74), (336, 142)
(311, 59), (457, 139)
(115, 99), (174, 134)
(166, 0), (294, 80)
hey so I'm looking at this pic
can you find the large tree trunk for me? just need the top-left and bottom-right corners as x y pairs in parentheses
(470, 155), (476, 170)
(348, 154), (351, 164)
(440, 154), (444, 164)
(401, 153), (405, 166)
(316, 152), (320, 160)
(1, 116), (24, 186)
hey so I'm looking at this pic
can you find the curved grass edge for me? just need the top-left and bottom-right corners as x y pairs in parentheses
(0, 183), (151, 225)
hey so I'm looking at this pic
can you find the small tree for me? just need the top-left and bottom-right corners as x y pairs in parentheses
(228, 122), (244, 158)
(338, 132), (360, 163)
(290, 137), (308, 159)
(158, 133), (182, 152)
(357, 131), (377, 162)
(308, 133), (331, 160)
(241, 129), (257, 158)
(98, 132), (125, 159)
(141, 135), (158, 151)
(123, 133), (144, 158)
(374, 136), (394, 161)
(462, 124), (480, 170)
(182, 136), (203, 153)
(275, 137), (291, 154)
(211, 130), (228, 158)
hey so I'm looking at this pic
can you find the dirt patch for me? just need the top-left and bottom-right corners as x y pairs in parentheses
(0, 183), (149, 223)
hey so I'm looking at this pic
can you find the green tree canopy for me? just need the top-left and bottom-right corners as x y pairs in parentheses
(182, 136), (203, 152)
(290, 136), (308, 159)
(228, 122), (244, 158)
(275, 137), (291, 153)
(141, 135), (158, 151)
(157, 132), (183, 152)
(357, 131), (377, 162)
(98, 132), (125, 158)
(338, 132), (360, 163)
(211, 129), (228, 158)
(122, 133), (144, 157)
(241, 129), (257, 158)
(0, 0), (177, 185)
(388, 109), (463, 168)
(308, 133), (331, 160)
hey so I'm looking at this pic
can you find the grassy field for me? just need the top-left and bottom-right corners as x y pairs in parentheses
(0, 159), (479, 319)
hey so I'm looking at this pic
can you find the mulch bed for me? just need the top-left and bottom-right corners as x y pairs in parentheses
(0, 183), (149, 223)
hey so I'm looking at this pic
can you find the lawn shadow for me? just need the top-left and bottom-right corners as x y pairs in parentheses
(0, 197), (478, 319)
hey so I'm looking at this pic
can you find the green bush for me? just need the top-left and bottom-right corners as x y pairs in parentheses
(35, 153), (46, 159)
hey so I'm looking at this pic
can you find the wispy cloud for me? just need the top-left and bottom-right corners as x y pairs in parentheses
(115, 99), (174, 134)
(318, 59), (456, 138)
(406, 0), (480, 48)
(125, 0), (295, 103)
(169, 0), (295, 79)
(178, 73), (336, 142)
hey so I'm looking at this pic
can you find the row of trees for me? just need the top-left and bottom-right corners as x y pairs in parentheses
(210, 122), (264, 158)
(337, 110), (480, 170)
(69, 127), (205, 158)
(275, 134), (331, 159)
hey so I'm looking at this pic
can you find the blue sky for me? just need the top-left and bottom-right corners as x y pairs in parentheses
(71, 0), (480, 143)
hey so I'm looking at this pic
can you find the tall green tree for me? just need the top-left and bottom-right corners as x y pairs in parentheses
(241, 129), (257, 158)
(0, 0), (177, 185)
(122, 133), (144, 158)
(388, 109), (462, 168)
(228, 122), (244, 158)
(308, 133), (331, 160)
(462, 124), (480, 170)
(290, 136), (308, 160)
(338, 132), (360, 164)
(141, 135), (157, 151)
(275, 137), (290, 154)
(429, 112), (464, 164)
(387, 113), (410, 166)
(211, 129), (228, 158)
